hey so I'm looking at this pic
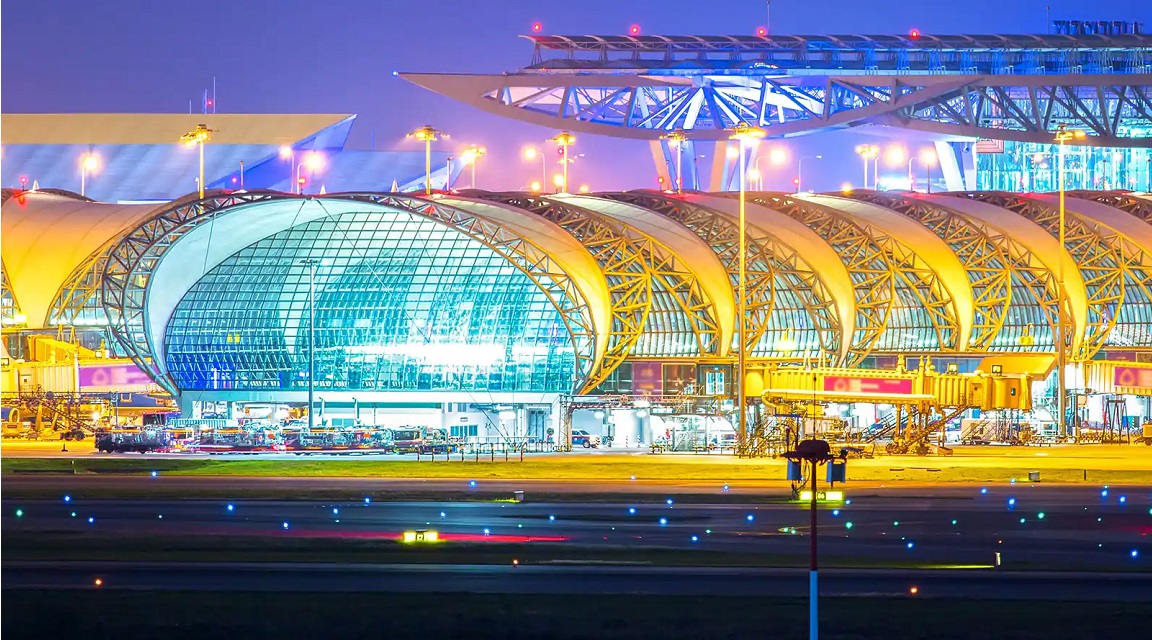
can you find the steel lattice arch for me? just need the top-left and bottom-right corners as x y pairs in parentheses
(3, 187), (1151, 404)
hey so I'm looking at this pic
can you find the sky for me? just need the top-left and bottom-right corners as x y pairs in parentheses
(2, 0), (1147, 191)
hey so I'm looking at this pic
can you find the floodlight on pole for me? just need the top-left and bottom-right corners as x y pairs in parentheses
(549, 131), (576, 193)
(279, 146), (296, 193)
(407, 125), (448, 195)
(727, 122), (767, 453)
(660, 129), (688, 193)
(179, 124), (216, 199)
(797, 155), (822, 193)
(79, 153), (100, 198)
(1054, 122), (1085, 440)
(460, 144), (486, 189)
(522, 146), (548, 188)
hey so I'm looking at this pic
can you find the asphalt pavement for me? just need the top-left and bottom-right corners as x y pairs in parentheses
(6, 561), (1152, 600)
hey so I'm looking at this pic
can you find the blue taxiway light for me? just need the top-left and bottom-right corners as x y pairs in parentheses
(907, 541), (915, 549)
(63, 495), (72, 503)
(548, 515), (555, 522)
(88, 517), (95, 524)
(746, 514), (754, 522)
(282, 522), (289, 529)
(364, 497), (372, 504)
(227, 504), (235, 512)
(1132, 550), (1140, 558)
(151, 471), (157, 477)
(469, 481), (477, 488)
(332, 508), (339, 515)
(980, 488), (988, 494)
(628, 508), (636, 515)
(440, 512), (447, 518)
(659, 518), (668, 526)
(691, 535), (699, 542)
(832, 509), (840, 516)
(1119, 496), (1127, 504)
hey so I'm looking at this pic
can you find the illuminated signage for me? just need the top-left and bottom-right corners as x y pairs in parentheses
(823, 376), (914, 395)
(1052, 20), (1143, 36)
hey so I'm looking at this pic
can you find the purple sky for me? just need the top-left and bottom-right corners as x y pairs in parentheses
(2, 0), (1143, 191)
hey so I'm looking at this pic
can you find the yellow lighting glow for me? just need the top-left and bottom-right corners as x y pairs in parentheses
(799, 490), (845, 502)
(81, 154), (100, 171)
(279, 146), (293, 159)
(522, 147), (538, 160)
(920, 148), (938, 165)
(530, 181), (542, 193)
(578, 184), (591, 193)
(768, 147), (788, 166)
(304, 152), (325, 171)
(885, 145), (906, 166)
(553, 174), (565, 187)
(402, 530), (440, 543)
(840, 182), (854, 193)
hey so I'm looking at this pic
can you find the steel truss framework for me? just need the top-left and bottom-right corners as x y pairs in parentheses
(47, 194), (214, 329)
(97, 192), (598, 396)
(844, 191), (1062, 352)
(735, 192), (961, 356)
(598, 191), (843, 363)
(1069, 190), (1152, 224)
(403, 35), (1152, 146)
(951, 192), (1152, 355)
(463, 192), (721, 368)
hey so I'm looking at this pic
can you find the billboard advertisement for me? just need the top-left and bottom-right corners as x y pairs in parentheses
(78, 362), (156, 392)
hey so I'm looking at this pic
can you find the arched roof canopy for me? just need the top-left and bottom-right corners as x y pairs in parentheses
(552, 193), (737, 360)
(460, 190), (720, 364)
(676, 193), (849, 364)
(1, 191), (157, 327)
(844, 190), (1060, 353)
(104, 193), (599, 395)
(731, 192), (961, 357)
(802, 194), (975, 351)
(931, 193), (1090, 356)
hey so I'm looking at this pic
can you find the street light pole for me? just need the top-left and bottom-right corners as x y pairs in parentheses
(550, 132), (576, 193)
(785, 439), (843, 640)
(461, 145), (486, 189)
(301, 259), (320, 431)
(728, 123), (767, 452)
(180, 124), (216, 199)
(1054, 123), (1084, 440)
(661, 130), (688, 193)
(407, 125), (448, 195)
(797, 155), (822, 193)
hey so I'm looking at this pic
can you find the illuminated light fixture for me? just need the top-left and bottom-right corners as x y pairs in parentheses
(578, 184), (591, 193)
(548, 131), (576, 192)
(529, 180), (542, 193)
(799, 490), (845, 502)
(991, 364), (1003, 374)
(756, 27), (767, 37)
(629, 24), (640, 36)
(776, 331), (798, 353)
(407, 125), (448, 195)
(909, 28), (921, 39)
(769, 147), (788, 166)
(841, 182), (853, 193)
(531, 22), (542, 32)
(552, 173), (565, 188)
(1017, 323), (1035, 347)
(402, 529), (440, 543)
(179, 123), (216, 199)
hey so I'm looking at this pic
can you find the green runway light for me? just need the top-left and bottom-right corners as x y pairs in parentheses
(15, 509), (23, 517)
(951, 520), (957, 525)
(1038, 512), (1045, 519)
(845, 522), (853, 529)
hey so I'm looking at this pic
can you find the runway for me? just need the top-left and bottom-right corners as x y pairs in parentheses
(5, 485), (1151, 572)
(6, 561), (1152, 600)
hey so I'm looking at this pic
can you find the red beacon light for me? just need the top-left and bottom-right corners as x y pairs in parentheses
(531, 22), (542, 33)
(756, 27), (767, 37)
(629, 24), (641, 36)
(909, 28), (921, 39)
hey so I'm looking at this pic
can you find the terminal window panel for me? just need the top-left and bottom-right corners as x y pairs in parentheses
(164, 211), (579, 394)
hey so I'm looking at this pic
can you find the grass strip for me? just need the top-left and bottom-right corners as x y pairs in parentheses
(6, 455), (1152, 484)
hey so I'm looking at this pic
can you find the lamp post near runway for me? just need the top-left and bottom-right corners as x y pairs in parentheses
(727, 122), (767, 451)
(300, 258), (321, 431)
(785, 439), (845, 640)
(180, 124), (216, 199)
(1054, 123), (1085, 440)
(407, 125), (448, 195)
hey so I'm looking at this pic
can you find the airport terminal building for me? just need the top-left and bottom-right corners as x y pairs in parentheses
(4, 185), (1152, 443)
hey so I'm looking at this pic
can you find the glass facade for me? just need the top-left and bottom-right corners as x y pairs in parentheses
(165, 211), (578, 393)
(977, 134), (1152, 192)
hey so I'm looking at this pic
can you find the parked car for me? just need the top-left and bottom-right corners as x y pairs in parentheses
(571, 429), (601, 448)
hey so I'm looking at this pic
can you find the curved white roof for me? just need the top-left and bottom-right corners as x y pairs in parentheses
(1, 192), (156, 325)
